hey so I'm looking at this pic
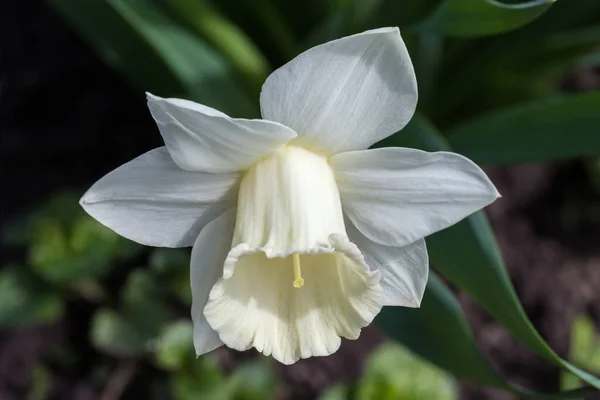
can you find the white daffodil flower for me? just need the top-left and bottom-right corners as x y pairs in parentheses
(80, 27), (500, 365)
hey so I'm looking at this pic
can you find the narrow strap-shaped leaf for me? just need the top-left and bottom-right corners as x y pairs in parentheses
(378, 273), (593, 398)
(106, 0), (256, 117)
(164, 0), (270, 97)
(378, 114), (600, 391)
(48, 0), (184, 95)
(49, 0), (256, 117)
(447, 92), (600, 165)
(416, 0), (555, 37)
(377, 273), (504, 386)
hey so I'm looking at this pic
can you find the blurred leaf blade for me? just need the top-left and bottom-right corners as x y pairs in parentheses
(226, 360), (277, 400)
(21, 193), (139, 285)
(106, 0), (256, 117)
(377, 274), (503, 385)
(170, 355), (226, 400)
(91, 308), (148, 357)
(418, 0), (555, 37)
(371, 0), (441, 29)
(49, 0), (256, 117)
(155, 320), (195, 371)
(377, 274), (592, 398)
(358, 342), (458, 399)
(0, 268), (64, 327)
(165, 0), (270, 96)
(48, 0), (185, 95)
(379, 115), (600, 390)
(447, 92), (600, 165)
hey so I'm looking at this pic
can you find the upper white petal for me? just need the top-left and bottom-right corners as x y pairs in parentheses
(80, 147), (238, 247)
(191, 209), (236, 356)
(331, 147), (500, 247)
(147, 93), (297, 173)
(260, 27), (417, 155)
(347, 219), (428, 308)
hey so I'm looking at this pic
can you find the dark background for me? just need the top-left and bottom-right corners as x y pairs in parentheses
(2, 1), (600, 399)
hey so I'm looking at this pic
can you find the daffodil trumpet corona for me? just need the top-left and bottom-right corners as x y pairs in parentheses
(80, 27), (500, 364)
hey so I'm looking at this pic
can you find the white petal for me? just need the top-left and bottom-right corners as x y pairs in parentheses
(80, 147), (238, 247)
(347, 219), (428, 307)
(146, 93), (297, 173)
(204, 235), (381, 365)
(191, 209), (236, 356)
(260, 27), (417, 155)
(331, 147), (500, 247)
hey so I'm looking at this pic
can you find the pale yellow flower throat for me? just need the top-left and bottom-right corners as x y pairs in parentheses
(292, 254), (304, 288)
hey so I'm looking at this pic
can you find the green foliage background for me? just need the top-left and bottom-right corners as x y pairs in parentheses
(3, 0), (600, 398)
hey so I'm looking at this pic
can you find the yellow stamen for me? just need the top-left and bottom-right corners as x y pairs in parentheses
(292, 253), (304, 288)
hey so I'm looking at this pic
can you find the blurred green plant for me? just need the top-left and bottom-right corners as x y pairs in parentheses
(0, 267), (64, 327)
(0, 193), (141, 325)
(91, 268), (172, 357)
(561, 316), (600, 391)
(1, 193), (281, 398)
(11, 0), (600, 397)
(356, 343), (457, 400)
(319, 342), (457, 400)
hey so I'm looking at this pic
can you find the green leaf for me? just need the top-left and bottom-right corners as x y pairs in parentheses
(28, 215), (138, 284)
(370, 0), (441, 29)
(377, 274), (504, 387)
(430, 27), (600, 124)
(90, 309), (149, 357)
(154, 320), (195, 371)
(149, 249), (192, 305)
(91, 269), (172, 357)
(417, 0), (555, 37)
(357, 342), (457, 400)
(380, 115), (600, 392)
(518, 26), (600, 71)
(121, 270), (172, 334)
(149, 249), (190, 275)
(317, 385), (349, 400)
(49, 0), (256, 117)
(165, 0), (270, 96)
(523, 0), (600, 33)
(7, 193), (138, 285)
(562, 316), (600, 390)
(226, 361), (277, 400)
(0, 268), (64, 327)
(569, 316), (598, 366)
(48, 0), (184, 95)
(301, 0), (381, 50)
(447, 92), (600, 165)
(377, 274), (592, 398)
(27, 364), (51, 400)
(107, 0), (257, 117)
(2, 193), (80, 247)
(170, 355), (226, 400)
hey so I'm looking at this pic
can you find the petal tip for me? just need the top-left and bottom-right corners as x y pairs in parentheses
(366, 26), (400, 36)
(145, 91), (160, 101)
(79, 189), (95, 207)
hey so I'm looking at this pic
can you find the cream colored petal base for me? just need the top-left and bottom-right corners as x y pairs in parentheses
(204, 234), (381, 365)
